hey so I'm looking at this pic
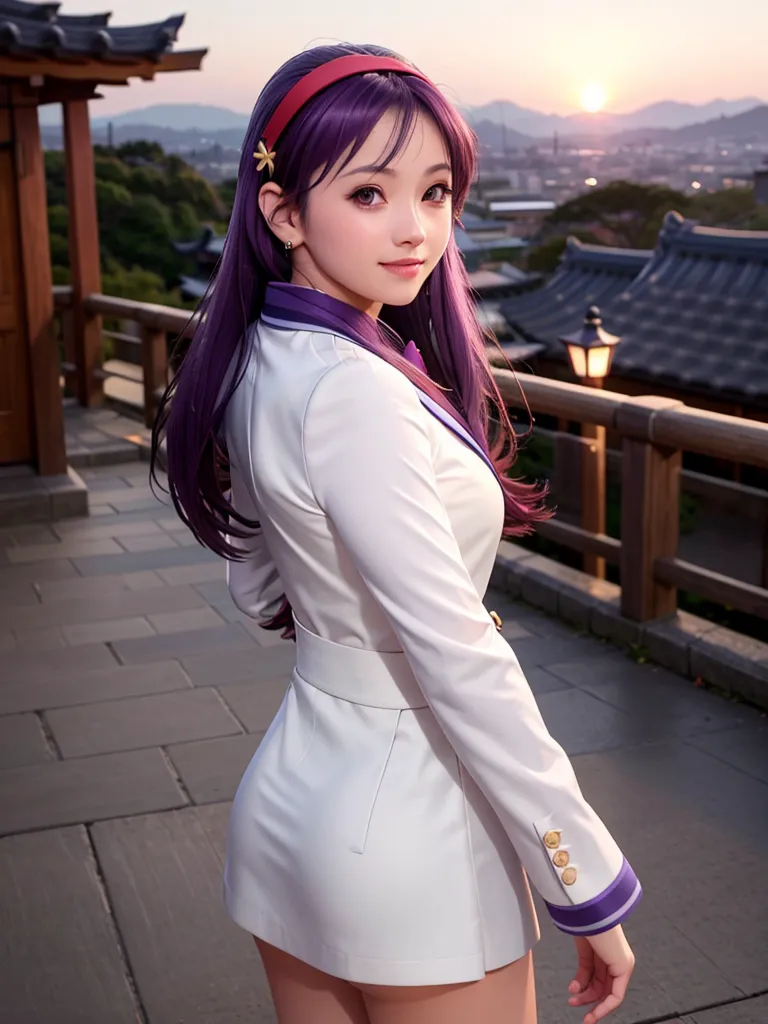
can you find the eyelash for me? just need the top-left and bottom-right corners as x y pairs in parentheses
(349, 183), (454, 208)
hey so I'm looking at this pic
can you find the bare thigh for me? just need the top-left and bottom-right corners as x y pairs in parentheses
(254, 937), (370, 1024)
(255, 936), (536, 1024)
(354, 952), (536, 1024)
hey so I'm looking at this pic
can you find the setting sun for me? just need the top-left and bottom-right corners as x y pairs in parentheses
(580, 83), (607, 113)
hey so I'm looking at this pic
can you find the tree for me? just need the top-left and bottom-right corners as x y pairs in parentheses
(45, 143), (233, 298)
(544, 181), (688, 248)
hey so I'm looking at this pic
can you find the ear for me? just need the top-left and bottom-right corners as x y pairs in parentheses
(258, 182), (304, 248)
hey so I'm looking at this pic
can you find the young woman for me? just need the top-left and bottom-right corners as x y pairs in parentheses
(152, 41), (640, 1024)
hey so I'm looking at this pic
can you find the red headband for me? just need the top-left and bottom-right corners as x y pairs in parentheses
(260, 54), (433, 154)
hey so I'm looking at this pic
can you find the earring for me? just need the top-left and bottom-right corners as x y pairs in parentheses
(284, 240), (293, 254)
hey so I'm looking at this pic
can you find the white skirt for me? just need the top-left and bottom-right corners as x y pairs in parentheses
(223, 619), (540, 986)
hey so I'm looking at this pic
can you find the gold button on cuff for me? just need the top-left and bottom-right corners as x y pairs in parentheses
(561, 867), (577, 885)
(553, 850), (569, 868)
(489, 610), (503, 631)
(543, 830), (561, 849)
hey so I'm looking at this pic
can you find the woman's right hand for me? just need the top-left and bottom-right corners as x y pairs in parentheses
(567, 924), (636, 1023)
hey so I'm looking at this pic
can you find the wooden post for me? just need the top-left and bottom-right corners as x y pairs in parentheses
(580, 378), (606, 579)
(617, 396), (684, 621)
(141, 326), (167, 428)
(63, 98), (103, 407)
(12, 92), (67, 476)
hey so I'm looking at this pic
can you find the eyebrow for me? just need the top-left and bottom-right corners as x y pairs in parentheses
(339, 161), (452, 179)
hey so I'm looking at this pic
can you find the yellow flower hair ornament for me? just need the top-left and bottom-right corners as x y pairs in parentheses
(254, 139), (277, 176)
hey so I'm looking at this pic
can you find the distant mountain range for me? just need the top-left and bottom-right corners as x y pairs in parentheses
(461, 97), (764, 137)
(38, 98), (768, 153)
(38, 96), (765, 137)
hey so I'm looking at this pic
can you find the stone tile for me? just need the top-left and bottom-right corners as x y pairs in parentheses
(181, 643), (295, 687)
(117, 532), (180, 553)
(112, 622), (257, 666)
(85, 476), (134, 492)
(504, 632), (611, 672)
(0, 661), (191, 716)
(122, 569), (166, 591)
(0, 713), (54, 769)
(546, 654), (758, 739)
(687, 719), (768, 785)
(0, 580), (39, 607)
(0, 749), (187, 836)
(36, 573), (134, 603)
(61, 616), (156, 647)
(13, 583), (209, 632)
(0, 523), (59, 546)
(172, 531), (203, 548)
(93, 485), (156, 505)
(525, 666), (573, 696)
(5, 537), (124, 565)
(0, 642), (117, 684)
(685, 995), (768, 1023)
(0, 557), (79, 587)
(72, 542), (218, 578)
(533, 897), (739, 1024)
(572, 741), (768, 995)
(0, 827), (140, 1024)
(46, 688), (242, 758)
(156, 560), (224, 586)
(91, 806), (275, 1024)
(12, 625), (66, 650)
(146, 606), (226, 635)
(52, 519), (166, 543)
(536, 686), (662, 756)
(216, 677), (290, 733)
(167, 733), (264, 804)
(194, 579), (229, 604)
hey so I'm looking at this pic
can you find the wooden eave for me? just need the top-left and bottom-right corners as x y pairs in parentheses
(0, 46), (207, 84)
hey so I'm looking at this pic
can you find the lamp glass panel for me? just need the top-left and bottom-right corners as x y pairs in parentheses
(566, 343), (588, 378)
(586, 345), (611, 379)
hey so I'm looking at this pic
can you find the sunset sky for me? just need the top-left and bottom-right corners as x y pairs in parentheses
(60, 0), (766, 117)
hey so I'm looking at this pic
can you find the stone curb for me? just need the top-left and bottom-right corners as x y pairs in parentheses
(491, 541), (768, 712)
(0, 466), (88, 527)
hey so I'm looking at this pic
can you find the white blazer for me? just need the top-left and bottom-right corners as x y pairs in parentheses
(221, 306), (641, 986)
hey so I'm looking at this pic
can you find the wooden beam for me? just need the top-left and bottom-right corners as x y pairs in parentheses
(63, 97), (103, 408)
(654, 556), (768, 622)
(0, 48), (207, 85)
(155, 49), (208, 74)
(12, 98), (67, 475)
(0, 56), (151, 84)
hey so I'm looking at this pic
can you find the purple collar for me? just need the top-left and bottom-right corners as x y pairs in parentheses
(261, 282), (500, 483)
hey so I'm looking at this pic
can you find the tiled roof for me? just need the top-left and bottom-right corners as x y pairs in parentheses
(0, 0), (185, 59)
(499, 236), (652, 348)
(501, 212), (768, 404)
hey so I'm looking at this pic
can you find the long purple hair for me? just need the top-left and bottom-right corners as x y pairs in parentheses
(151, 42), (550, 596)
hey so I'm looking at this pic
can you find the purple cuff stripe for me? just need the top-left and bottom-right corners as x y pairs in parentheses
(544, 858), (642, 932)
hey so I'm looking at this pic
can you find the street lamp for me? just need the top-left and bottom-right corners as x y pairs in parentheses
(558, 307), (622, 580)
(560, 305), (621, 387)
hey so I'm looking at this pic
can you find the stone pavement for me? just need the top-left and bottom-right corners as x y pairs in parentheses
(0, 456), (767, 1024)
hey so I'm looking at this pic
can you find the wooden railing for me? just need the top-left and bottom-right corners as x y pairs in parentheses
(496, 371), (768, 625)
(53, 288), (768, 628)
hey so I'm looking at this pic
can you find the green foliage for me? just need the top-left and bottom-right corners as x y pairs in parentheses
(525, 231), (602, 274)
(539, 181), (763, 256)
(45, 142), (232, 300)
(546, 180), (688, 247)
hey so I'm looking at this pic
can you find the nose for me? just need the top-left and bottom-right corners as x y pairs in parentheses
(393, 202), (427, 248)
